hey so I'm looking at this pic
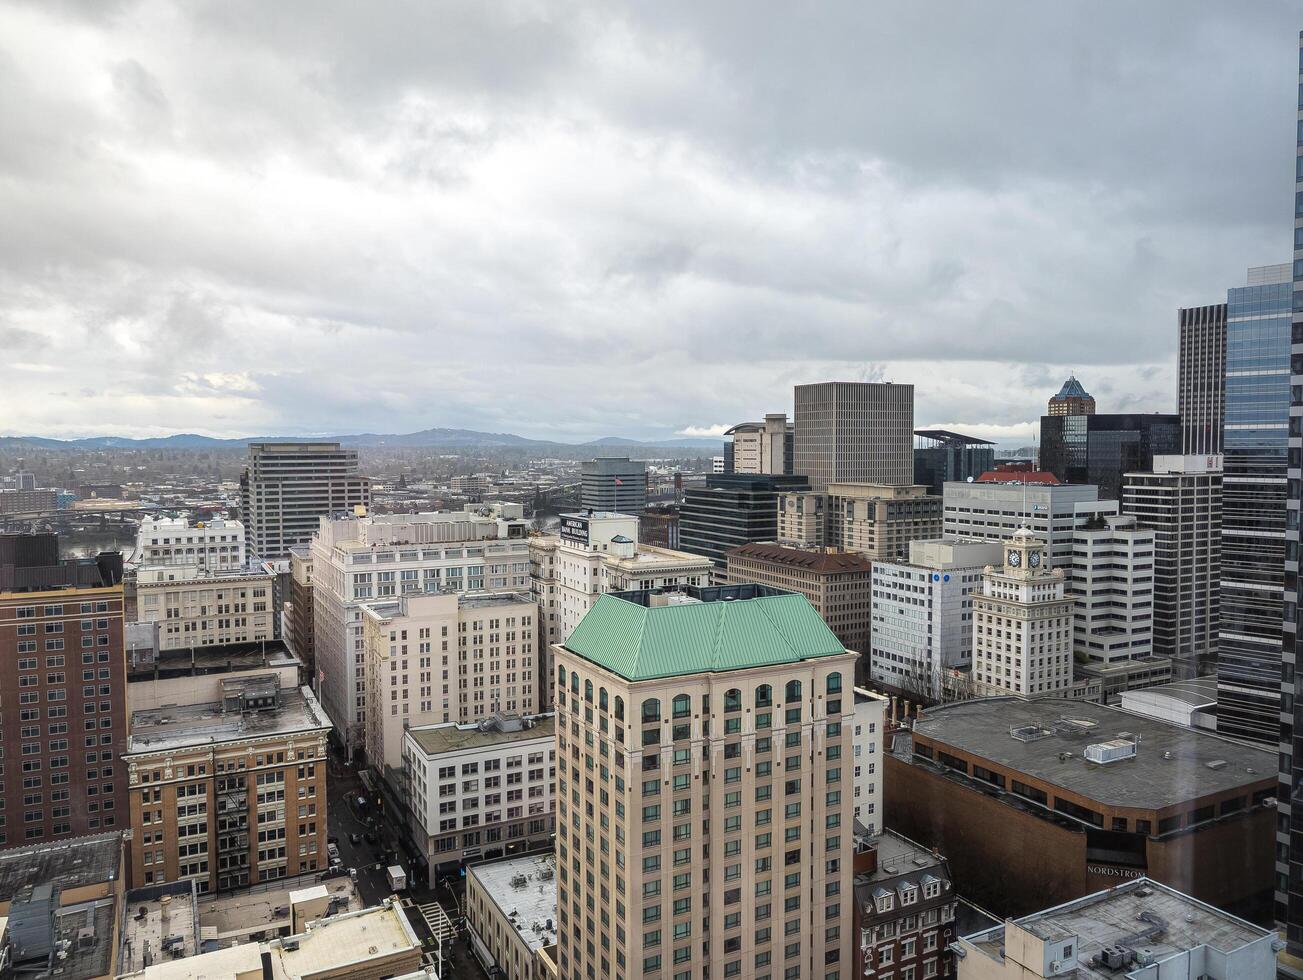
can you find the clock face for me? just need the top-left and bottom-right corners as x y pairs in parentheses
(1028, 551), (1042, 568)
(1006, 549), (1021, 568)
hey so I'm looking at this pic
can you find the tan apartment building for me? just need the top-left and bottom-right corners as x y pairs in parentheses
(123, 668), (332, 894)
(725, 542), (872, 667)
(284, 546), (315, 683)
(778, 483), (942, 562)
(359, 591), (538, 779)
(134, 567), (275, 650)
(552, 583), (858, 980)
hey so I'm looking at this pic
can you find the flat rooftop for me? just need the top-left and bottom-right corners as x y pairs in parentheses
(55, 898), (117, 980)
(910, 697), (1274, 810)
(408, 715), (555, 756)
(127, 686), (332, 755)
(120, 884), (201, 974)
(269, 899), (421, 979)
(128, 639), (298, 682)
(0, 832), (121, 901)
(469, 853), (558, 955)
(963, 877), (1272, 978)
(203, 877), (361, 944)
(118, 941), (264, 979)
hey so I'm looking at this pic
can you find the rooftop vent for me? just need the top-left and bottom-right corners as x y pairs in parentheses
(1206, 760), (1227, 771)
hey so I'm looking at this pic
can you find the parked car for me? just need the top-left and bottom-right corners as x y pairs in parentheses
(328, 843), (342, 866)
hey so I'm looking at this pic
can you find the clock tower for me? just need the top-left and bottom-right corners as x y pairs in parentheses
(972, 527), (1075, 697)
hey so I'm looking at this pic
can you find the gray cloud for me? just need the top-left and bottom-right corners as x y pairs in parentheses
(0, 1), (1297, 441)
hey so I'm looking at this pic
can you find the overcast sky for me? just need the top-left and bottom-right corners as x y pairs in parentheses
(1, 2), (1299, 444)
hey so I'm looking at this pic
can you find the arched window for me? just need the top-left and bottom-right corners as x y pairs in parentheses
(585, 679), (594, 704)
(785, 680), (802, 703)
(615, 696), (625, 721)
(558, 666), (567, 688)
(826, 672), (842, 695)
(642, 698), (661, 723)
(600, 687), (609, 711)
(755, 684), (772, 708)
(672, 694), (691, 720)
(571, 673), (579, 695)
(724, 689), (742, 713)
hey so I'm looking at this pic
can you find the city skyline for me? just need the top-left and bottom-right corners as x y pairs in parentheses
(1, 3), (1300, 443)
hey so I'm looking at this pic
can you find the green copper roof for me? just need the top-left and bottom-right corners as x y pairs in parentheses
(563, 592), (846, 681)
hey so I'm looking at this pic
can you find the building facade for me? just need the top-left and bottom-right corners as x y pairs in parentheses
(794, 381), (915, 491)
(553, 584), (858, 980)
(777, 490), (826, 547)
(853, 831), (957, 980)
(971, 530), (1075, 698)
(310, 504), (531, 757)
(942, 479), (1110, 570)
(1039, 413), (1181, 500)
(724, 543), (874, 671)
(134, 568), (275, 650)
(913, 429), (996, 496)
(132, 517), (246, 572)
(1179, 301), (1228, 457)
(886, 697), (1276, 921)
(825, 483), (943, 560)
(637, 506), (680, 550)
(530, 513), (713, 656)
(466, 852), (558, 980)
(124, 679), (332, 894)
(853, 688), (887, 834)
(679, 473), (811, 581)
(869, 539), (1003, 700)
(403, 716), (556, 881)
(0, 535), (126, 849)
(360, 591), (538, 778)
(1121, 456), (1221, 680)
(1046, 374), (1096, 417)
(1217, 264), (1291, 745)
(239, 442), (371, 561)
(284, 546), (315, 683)
(723, 414), (793, 475)
(580, 457), (647, 514)
(1283, 31), (1303, 953)
(1069, 514), (1171, 701)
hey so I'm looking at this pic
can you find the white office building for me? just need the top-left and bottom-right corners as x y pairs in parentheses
(311, 503), (531, 757)
(853, 688), (887, 834)
(1070, 513), (1171, 700)
(869, 538), (1004, 698)
(942, 479), (1112, 569)
(403, 714), (556, 880)
(132, 517), (246, 571)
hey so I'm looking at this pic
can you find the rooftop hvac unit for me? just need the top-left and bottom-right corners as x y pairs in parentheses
(1084, 739), (1137, 765)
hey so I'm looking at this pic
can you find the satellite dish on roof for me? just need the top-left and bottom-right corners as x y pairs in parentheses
(966, 476), (974, 483)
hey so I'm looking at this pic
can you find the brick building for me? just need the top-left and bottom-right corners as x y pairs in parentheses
(886, 696), (1275, 921)
(0, 534), (126, 848)
(123, 651), (332, 894)
(725, 543), (873, 667)
(853, 831), (958, 980)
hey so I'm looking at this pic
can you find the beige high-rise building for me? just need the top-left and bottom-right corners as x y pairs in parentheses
(825, 483), (942, 560)
(972, 529), (1075, 697)
(724, 413), (793, 474)
(793, 381), (914, 491)
(776, 490), (825, 547)
(359, 590), (537, 776)
(134, 568), (276, 650)
(552, 584), (858, 980)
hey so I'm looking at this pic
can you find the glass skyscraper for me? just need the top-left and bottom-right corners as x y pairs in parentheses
(1217, 265), (1291, 744)
(1281, 29), (1303, 954)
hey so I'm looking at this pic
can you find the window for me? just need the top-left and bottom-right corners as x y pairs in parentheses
(756, 684), (772, 708)
(642, 699), (661, 723)
(785, 680), (802, 702)
(672, 695), (690, 719)
(724, 689), (742, 712)
(826, 672), (841, 694)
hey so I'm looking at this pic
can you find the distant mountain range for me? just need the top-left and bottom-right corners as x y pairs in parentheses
(0, 427), (724, 452)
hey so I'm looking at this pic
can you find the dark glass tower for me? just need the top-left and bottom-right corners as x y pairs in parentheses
(1216, 265), (1291, 744)
(1282, 29), (1303, 954)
